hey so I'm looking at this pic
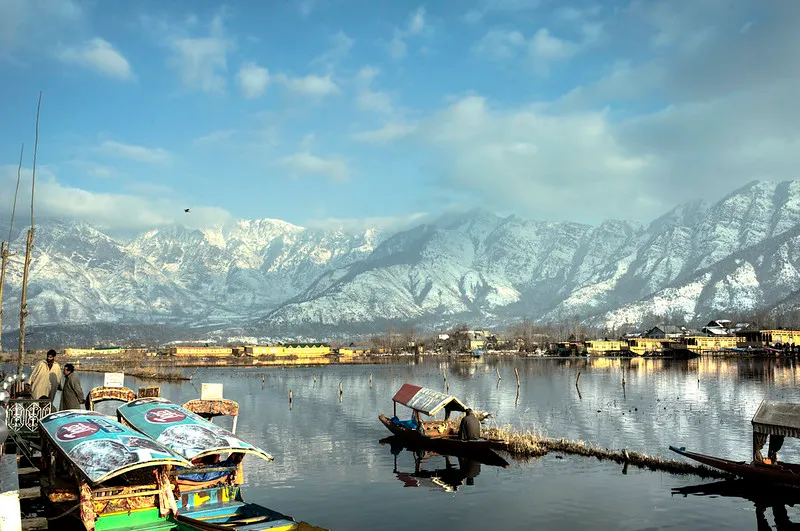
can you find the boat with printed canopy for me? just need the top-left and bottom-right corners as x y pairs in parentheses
(670, 399), (800, 488)
(378, 383), (503, 456)
(38, 409), (193, 531)
(118, 397), (326, 531)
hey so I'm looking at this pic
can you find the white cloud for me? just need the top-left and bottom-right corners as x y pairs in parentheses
(56, 38), (134, 80)
(387, 6), (429, 60)
(352, 122), (417, 144)
(311, 31), (354, 70)
(474, 27), (579, 74)
(408, 7), (426, 34)
(278, 151), (349, 184)
(463, 0), (541, 24)
(159, 12), (234, 94)
(354, 66), (393, 114)
(404, 2), (800, 224)
(305, 212), (429, 233)
(236, 62), (270, 99)
(0, 165), (232, 232)
(0, 0), (83, 60)
(276, 73), (339, 97)
(68, 160), (120, 179)
(98, 141), (171, 164)
(298, 0), (316, 18)
(473, 29), (526, 59)
(194, 130), (237, 146)
(528, 28), (579, 73)
(388, 37), (407, 60)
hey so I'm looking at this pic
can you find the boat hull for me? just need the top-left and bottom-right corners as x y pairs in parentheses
(378, 414), (505, 461)
(669, 446), (800, 488)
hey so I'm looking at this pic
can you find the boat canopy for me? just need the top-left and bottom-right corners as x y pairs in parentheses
(752, 400), (800, 438)
(38, 410), (190, 485)
(392, 383), (468, 416)
(117, 397), (273, 462)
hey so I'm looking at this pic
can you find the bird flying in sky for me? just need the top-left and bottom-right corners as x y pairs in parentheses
(184, 208), (190, 213)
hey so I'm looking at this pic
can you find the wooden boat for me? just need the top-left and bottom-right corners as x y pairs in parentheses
(38, 409), (192, 531)
(379, 383), (503, 457)
(118, 397), (325, 531)
(670, 399), (800, 488)
(86, 385), (137, 411)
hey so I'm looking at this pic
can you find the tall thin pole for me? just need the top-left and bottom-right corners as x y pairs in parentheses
(18, 92), (41, 376)
(0, 144), (24, 354)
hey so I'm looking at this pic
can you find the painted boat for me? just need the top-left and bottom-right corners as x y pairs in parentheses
(670, 399), (800, 488)
(118, 397), (325, 531)
(38, 409), (192, 531)
(379, 383), (504, 457)
(86, 385), (137, 411)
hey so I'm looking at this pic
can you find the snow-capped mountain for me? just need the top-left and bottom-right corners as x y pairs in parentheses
(2, 180), (800, 340)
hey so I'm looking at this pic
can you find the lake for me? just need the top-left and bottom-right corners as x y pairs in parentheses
(34, 356), (800, 529)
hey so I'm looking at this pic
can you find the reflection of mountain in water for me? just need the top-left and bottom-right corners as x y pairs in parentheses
(673, 480), (800, 530)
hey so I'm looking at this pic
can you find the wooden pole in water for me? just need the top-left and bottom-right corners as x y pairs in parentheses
(514, 367), (520, 388)
(496, 367), (502, 380)
(18, 92), (41, 377)
(0, 144), (24, 356)
(289, 388), (293, 409)
(369, 373), (372, 388)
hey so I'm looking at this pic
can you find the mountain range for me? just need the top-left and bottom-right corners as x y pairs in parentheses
(2, 180), (800, 345)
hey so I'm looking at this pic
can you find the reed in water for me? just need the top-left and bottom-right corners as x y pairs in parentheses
(482, 424), (731, 479)
(77, 363), (188, 381)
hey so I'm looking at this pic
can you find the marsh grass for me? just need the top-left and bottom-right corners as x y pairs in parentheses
(483, 424), (731, 479)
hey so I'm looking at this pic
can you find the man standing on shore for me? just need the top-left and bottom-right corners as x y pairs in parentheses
(28, 349), (61, 403)
(59, 363), (84, 411)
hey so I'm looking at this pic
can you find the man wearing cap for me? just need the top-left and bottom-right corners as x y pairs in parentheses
(28, 349), (61, 403)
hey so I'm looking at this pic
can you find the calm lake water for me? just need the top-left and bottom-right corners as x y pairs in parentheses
(26, 356), (800, 529)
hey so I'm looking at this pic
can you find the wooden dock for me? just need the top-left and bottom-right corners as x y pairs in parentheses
(0, 452), (47, 531)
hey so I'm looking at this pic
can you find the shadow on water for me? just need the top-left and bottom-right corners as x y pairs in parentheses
(378, 435), (510, 468)
(379, 436), (507, 493)
(673, 480), (800, 530)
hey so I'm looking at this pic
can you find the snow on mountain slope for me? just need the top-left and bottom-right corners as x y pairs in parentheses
(4, 180), (800, 336)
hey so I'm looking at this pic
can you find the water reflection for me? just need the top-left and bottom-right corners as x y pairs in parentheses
(380, 437), (493, 493)
(673, 480), (800, 530)
(10, 356), (800, 529)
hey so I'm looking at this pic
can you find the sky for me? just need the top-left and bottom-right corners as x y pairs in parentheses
(0, 0), (798, 235)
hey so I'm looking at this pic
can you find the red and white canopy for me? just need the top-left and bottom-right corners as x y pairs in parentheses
(392, 383), (468, 416)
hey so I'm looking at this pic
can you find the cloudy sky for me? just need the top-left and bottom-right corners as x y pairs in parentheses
(0, 0), (797, 233)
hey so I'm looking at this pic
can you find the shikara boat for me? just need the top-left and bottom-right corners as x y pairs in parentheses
(38, 409), (192, 531)
(670, 399), (800, 488)
(86, 385), (137, 411)
(118, 397), (325, 531)
(379, 383), (503, 457)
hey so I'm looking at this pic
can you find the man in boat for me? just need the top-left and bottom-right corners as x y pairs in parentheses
(28, 349), (61, 402)
(458, 409), (481, 441)
(58, 363), (84, 410)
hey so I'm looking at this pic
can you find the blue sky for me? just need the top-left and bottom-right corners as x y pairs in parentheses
(0, 0), (798, 234)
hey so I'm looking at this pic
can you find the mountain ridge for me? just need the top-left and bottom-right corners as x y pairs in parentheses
(2, 180), (800, 342)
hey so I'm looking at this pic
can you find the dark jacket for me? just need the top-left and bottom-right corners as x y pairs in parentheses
(59, 372), (85, 411)
(458, 412), (481, 440)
